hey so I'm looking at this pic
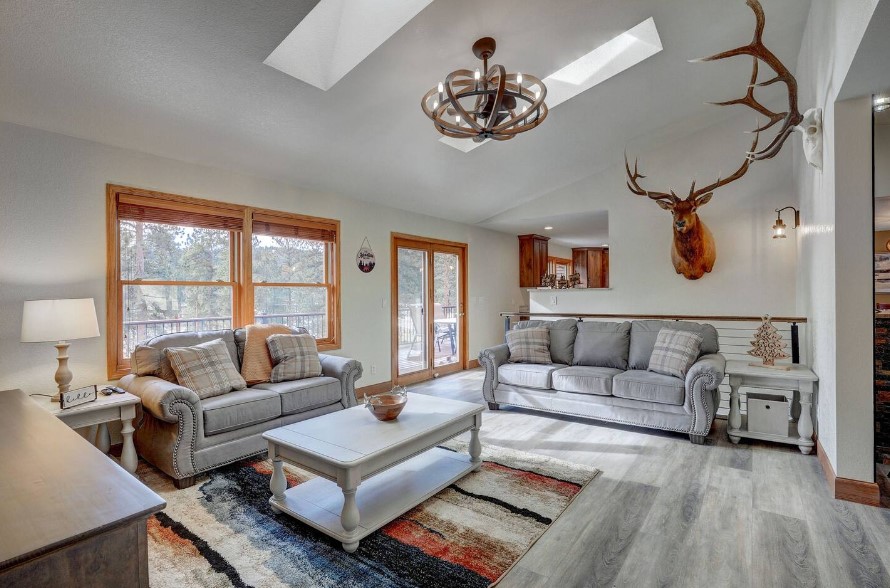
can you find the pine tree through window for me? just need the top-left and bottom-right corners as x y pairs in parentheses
(107, 185), (340, 378)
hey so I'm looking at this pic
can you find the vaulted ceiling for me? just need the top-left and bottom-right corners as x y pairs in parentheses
(0, 0), (811, 224)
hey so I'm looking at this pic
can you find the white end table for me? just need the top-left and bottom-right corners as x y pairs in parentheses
(31, 391), (140, 474)
(725, 360), (818, 454)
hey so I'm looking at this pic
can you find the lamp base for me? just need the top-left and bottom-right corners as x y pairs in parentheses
(53, 340), (72, 403)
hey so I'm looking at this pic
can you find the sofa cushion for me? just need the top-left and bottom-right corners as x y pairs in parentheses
(498, 363), (566, 390)
(552, 366), (622, 396)
(164, 338), (247, 399)
(202, 389), (281, 436)
(628, 321), (719, 370)
(648, 328), (703, 379)
(252, 377), (342, 415)
(513, 319), (578, 365)
(506, 327), (552, 364)
(572, 321), (631, 369)
(132, 329), (239, 382)
(612, 370), (686, 406)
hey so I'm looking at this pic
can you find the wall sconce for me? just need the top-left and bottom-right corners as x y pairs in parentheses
(772, 206), (800, 239)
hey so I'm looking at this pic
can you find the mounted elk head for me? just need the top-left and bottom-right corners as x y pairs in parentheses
(625, 0), (802, 280)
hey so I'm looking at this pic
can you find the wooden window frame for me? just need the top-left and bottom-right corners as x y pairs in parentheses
(106, 185), (341, 379)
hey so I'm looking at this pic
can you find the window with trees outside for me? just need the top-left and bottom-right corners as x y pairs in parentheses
(106, 185), (340, 378)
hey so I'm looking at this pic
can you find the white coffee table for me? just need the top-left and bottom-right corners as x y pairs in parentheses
(262, 393), (483, 552)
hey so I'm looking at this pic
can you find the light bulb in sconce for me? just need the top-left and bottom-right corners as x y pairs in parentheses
(772, 206), (800, 239)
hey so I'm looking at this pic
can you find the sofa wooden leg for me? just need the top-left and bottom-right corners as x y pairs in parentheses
(689, 434), (706, 445)
(487, 402), (500, 411)
(173, 475), (197, 489)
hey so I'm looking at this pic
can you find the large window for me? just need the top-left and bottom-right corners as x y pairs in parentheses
(107, 185), (340, 378)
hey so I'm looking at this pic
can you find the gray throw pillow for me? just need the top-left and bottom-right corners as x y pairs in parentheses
(506, 327), (552, 364)
(164, 338), (247, 399)
(267, 334), (323, 382)
(628, 320), (719, 370)
(572, 321), (631, 369)
(648, 328), (704, 378)
(513, 319), (578, 365)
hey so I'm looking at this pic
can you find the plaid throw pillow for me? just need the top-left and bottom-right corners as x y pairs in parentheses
(506, 326), (552, 364)
(164, 338), (247, 399)
(267, 334), (323, 382)
(648, 328), (703, 379)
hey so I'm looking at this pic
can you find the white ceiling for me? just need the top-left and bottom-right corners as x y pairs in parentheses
(0, 0), (812, 226)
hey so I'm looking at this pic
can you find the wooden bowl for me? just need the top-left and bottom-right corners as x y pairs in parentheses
(365, 392), (408, 421)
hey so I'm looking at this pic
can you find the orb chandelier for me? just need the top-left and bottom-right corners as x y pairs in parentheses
(421, 37), (548, 142)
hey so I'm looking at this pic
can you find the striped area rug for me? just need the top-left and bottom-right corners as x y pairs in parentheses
(142, 440), (599, 588)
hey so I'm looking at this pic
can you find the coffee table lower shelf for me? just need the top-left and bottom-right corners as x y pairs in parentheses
(270, 447), (475, 551)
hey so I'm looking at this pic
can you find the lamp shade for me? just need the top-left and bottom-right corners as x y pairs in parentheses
(21, 298), (100, 343)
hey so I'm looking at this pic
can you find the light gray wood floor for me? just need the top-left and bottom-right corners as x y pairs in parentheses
(412, 369), (890, 588)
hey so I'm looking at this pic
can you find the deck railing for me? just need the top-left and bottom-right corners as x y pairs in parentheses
(397, 305), (456, 345)
(123, 312), (327, 356)
(126, 306), (455, 355)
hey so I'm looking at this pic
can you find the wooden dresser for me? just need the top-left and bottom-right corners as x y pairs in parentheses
(0, 389), (165, 587)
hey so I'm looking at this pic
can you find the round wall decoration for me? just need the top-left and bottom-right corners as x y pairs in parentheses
(356, 237), (376, 273)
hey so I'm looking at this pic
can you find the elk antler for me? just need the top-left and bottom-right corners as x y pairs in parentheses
(691, 0), (802, 161)
(624, 153), (679, 205)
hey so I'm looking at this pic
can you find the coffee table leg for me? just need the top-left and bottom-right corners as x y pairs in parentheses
(338, 469), (361, 553)
(270, 456), (286, 513)
(469, 417), (482, 471)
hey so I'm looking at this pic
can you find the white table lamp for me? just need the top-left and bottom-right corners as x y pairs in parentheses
(21, 298), (101, 402)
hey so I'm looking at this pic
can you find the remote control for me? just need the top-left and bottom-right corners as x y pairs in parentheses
(101, 386), (127, 395)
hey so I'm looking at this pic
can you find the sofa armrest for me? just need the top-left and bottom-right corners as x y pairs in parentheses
(478, 344), (510, 402)
(684, 353), (726, 434)
(119, 374), (201, 424)
(318, 354), (363, 408)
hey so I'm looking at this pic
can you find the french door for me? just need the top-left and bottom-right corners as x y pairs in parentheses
(391, 234), (468, 385)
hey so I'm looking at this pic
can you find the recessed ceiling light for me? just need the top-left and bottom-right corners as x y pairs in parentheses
(544, 226), (554, 230)
(440, 17), (662, 152)
(601, 243), (609, 247)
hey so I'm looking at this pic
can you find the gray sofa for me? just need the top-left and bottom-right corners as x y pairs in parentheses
(119, 328), (362, 488)
(479, 319), (725, 443)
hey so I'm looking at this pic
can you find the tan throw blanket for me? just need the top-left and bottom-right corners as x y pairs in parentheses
(240, 323), (292, 385)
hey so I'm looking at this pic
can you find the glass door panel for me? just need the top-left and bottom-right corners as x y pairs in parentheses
(397, 247), (428, 377)
(433, 251), (461, 372)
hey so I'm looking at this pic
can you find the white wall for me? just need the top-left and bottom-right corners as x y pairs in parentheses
(548, 243), (573, 260)
(486, 112), (798, 317)
(0, 122), (521, 394)
(794, 0), (879, 482)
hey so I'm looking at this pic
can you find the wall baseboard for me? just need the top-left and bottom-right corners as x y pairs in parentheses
(468, 359), (480, 369)
(816, 437), (880, 507)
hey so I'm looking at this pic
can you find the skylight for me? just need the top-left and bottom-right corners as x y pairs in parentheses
(265, 0), (434, 91)
(440, 17), (663, 153)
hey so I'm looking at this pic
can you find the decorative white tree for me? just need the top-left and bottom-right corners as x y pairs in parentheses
(748, 315), (789, 367)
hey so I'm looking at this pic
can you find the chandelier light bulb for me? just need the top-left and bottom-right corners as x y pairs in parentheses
(535, 90), (540, 101)
(438, 82), (444, 93)
(516, 72), (523, 85)
(433, 100), (439, 109)
(474, 68), (481, 80)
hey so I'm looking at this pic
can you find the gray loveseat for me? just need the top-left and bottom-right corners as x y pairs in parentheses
(119, 328), (362, 487)
(479, 319), (725, 444)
